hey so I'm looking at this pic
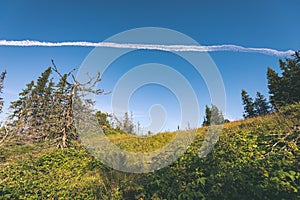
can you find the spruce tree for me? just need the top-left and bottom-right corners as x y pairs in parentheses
(267, 68), (282, 109)
(202, 105), (211, 126)
(241, 90), (255, 118)
(267, 52), (300, 109)
(10, 67), (53, 139)
(8, 61), (103, 147)
(211, 105), (224, 125)
(10, 81), (35, 134)
(254, 92), (271, 116)
(30, 67), (53, 138)
(202, 104), (224, 126)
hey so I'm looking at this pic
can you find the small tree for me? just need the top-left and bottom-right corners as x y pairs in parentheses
(242, 90), (271, 118)
(113, 111), (135, 134)
(241, 90), (255, 118)
(96, 110), (112, 134)
(202, 104), (224, 126)
(202, 105), (211, 126)
(254, 92), (271, 116)
(211, 105), (225, 125)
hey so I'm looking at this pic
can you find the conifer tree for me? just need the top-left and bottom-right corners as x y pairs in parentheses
(242, 90), (271, 118)
(254, 92), (271, 116)
(211, 105), (224, 125)
(8, 62), (103, 147)
(30, 67), (53, 137)
(10, 81), (35, 134)
(202, 105), (211, 126)
(114, 112), (135, 134)
(10, 67), (53, 139)
(202, 104), (224, 126)
(267, 52), (300, 109)
(241, 90), (255, 118)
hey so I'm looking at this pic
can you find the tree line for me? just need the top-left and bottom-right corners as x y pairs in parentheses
(241, 51), (300, 118)
(0, 51), (299, 147)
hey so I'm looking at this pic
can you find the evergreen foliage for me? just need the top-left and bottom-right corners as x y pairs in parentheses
(241, 90), (271, 118)
(1, 52), (299, 199)
(8, 62), (103, 147)
(267, 52), (300, 109)
(202, 104), (224, 126)
(114, 112), (135, 134)
(1, 103), (299, 199)
(254, 91), (271, 116)
(241, 89), (255, 118)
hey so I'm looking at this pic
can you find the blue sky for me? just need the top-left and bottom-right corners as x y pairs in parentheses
(0, 0), (299, 132)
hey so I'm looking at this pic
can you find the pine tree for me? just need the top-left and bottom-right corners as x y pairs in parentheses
(211, 105), (224, 125)
(8, 61), (103, 147)
(267, 67), (283, 109)
(10, 81), (35, 134)
(50, 73), (74, 147)
(254, 92), (271, 116)
(202, 105), (211, 126)
(241, 90), (255, 118)
(30, 67), (53, 138)
(202, 104), (224, 126)
(119, 112), (135, 134)
(113, 111), (135, 134)
(10, 67), (53, 139)
(267, 52), (300, 109)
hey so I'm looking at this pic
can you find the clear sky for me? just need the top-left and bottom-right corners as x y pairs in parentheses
(0, 0), (299, 133)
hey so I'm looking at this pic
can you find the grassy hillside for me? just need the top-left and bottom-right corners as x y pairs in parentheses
(0, 103), (299, 199)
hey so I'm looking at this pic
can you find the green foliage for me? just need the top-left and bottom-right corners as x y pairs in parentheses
(142, 103), (300, 199)
(9, 67), (54, 137)
(1, 103), (299, 199)
(254, 91), (271, 116)
(113, 112), (135, 134)
(279, 102), (300, 122)
(96, 110), (122, 135)
(202, 105), (211, 126)
(7, 64), (102, 148)
(267, 53), (300, 109)
(241, 90), (271, 118)
(202, 104), (224, 126)
(241, 89), (255, 118)
(109, 131), (175, 153)
(0, 147), (107, 199)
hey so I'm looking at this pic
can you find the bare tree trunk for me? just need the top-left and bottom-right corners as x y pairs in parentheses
(0, 126), (9, 146)
(62, 127), (67, 148)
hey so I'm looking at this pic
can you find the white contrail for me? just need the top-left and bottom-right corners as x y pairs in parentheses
(0, 40), (294, 56)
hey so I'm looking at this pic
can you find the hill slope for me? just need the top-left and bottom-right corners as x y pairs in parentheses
(0, 103), (299, 199)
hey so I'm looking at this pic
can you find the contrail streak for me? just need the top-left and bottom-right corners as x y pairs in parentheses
(0, 40), (294, 56)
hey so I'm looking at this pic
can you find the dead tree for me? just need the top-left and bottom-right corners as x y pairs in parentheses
(6, 61), (103, 148)
(51, 60), (103, 148)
